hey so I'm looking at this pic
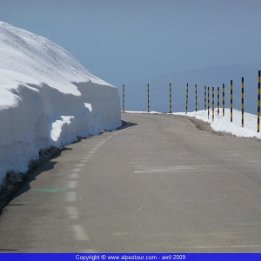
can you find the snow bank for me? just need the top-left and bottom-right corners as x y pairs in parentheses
(0, 21), (121, 185)
(125, 110), (163, 114)
(126, 109), (261, 139)
(176, 109), (261, 139)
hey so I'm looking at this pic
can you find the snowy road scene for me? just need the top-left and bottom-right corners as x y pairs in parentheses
(1, 113), (261, 252)
(1, 0), (261, 257)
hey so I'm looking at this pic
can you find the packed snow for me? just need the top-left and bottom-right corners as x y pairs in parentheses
(0, 21), (121, 185)
(125, 110), (163, 114)
(176, 109), (261, 139)
(125, 109), (261, 139)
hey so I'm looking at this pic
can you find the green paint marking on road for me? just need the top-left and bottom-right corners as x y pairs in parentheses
(35, 188), (67, 193)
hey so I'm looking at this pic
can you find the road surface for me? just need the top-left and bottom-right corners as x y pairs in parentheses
(1, 113), (261, 252)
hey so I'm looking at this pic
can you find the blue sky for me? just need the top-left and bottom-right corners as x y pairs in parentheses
(1, 0), (261, 111)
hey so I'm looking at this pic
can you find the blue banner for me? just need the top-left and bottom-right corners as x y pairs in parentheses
(0, 253), (260, 261)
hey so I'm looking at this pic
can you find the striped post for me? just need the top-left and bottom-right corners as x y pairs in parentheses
(204, 86), (207, 111)
(212, 87), (215, 122)
(147, 83), (150, 113)
(208, 86), (210, 119)
(195, 84), (198, 112)
(217, 86), (220, 115)
(122, 84), (125, 113)
(257, 71), (261, 132)
(242, 77), (244, 128)
(222, 84), (225, 116)
(230, 80), (233, 122)
(186, 83), (188, 114)
(169, 82), (172, 113)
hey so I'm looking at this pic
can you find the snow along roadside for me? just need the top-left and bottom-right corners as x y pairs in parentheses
(175, 109), (261, 139)
(125, 109), (261, 139)
(0, 21), (121, 189)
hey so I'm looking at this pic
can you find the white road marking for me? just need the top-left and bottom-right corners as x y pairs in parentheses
(73, 224), (89, 241)
(245, 160), (261, 164)
(134, 166), (195, 174)
(65, 192), (77, 202)
(230, 153), (239, 157)
(67, 180), (77, 189)
(82, 133), (116, 161)
(65, 206), (79, 220)
(76, 163), (85, 168)
(69, 173), (79, 179)
(72, 167), (81, 173)
(130, 161), (149, 164)
(113, 231), (131, 236)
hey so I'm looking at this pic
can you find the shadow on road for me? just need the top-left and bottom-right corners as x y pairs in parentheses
(0, 121), (137, 215)
(0, 148), (67, 215)
(118, 120), (138, 130)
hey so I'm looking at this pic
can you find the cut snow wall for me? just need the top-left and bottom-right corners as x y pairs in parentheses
(0, 81), (121, 184)
(0, 21), (121, 186)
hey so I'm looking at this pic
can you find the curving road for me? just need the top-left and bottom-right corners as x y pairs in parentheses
(1, 113), (261, 252)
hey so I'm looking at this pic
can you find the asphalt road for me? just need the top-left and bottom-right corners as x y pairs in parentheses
(1, 113), (261, 252)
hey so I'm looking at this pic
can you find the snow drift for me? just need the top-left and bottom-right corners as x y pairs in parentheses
(175, 109), (261, 139)
(126, 109), (261, 139)
(0, 21), (121, 185)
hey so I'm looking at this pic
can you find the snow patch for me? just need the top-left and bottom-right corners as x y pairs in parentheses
(125, 110), (163, 114)
(50, 116), (74, 143)
(176, 109), (261, 139)
(84, 103), (93, 112)
(126, 109), (261, 139)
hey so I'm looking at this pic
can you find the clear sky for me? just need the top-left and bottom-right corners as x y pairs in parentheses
(1, 0), (261, 111)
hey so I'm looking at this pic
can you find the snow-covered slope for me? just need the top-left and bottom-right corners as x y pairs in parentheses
(0, 21), (121, 184)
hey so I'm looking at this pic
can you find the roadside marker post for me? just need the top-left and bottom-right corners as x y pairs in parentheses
(208, 87), (210, 120)
(204, 86), (207, 111)
(257, 71), (261, 132)
(169, 82), (172, 113)
(122, 84), (125, 113)
(242, 77), (245, 128)
(147, 83), (150, 113)
(195, 84), (198, 112)
(217, 86), (220, 115)
(186, 83), (189, 114)
(212, 87), (215, 122)
(230, 80), (233, 122)
(222, 84), (225, 116)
